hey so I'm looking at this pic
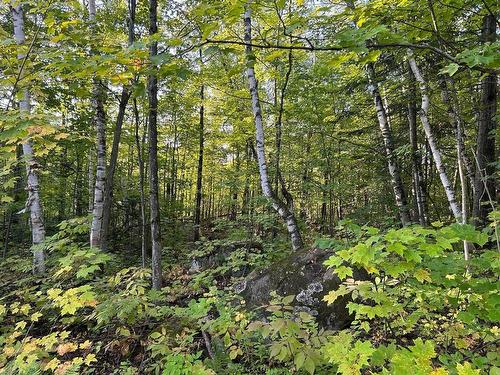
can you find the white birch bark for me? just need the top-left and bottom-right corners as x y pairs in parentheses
(11, 3), (46, 274)
(244, 6), (303, 250)
(87, 0), (107, 248)
(366, 63), (411, 226)
(407, 51), (462, 220)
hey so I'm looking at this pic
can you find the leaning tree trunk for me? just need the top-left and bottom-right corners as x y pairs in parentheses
(366, 63), (411, 226)
(87, 0), (107, 249)
(243, 6), (303, 251)
(148, 0), (162, 290)
(407, 63), (428, 225)
(101, 90), (131, 249)
(11, 3), (46, 274)
(408, 51), (462, 221)
(473, 14), (497, 226)
(101, 0), (137, 249)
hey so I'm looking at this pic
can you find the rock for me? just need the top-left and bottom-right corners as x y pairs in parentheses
(235, 247), (366, 329)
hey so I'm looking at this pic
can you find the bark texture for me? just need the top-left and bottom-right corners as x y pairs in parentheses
(473, 14), (497, 226)
(243, 7), (303, 251)
(408, 51), (462, 221)
(148, 0), (162, 289)
(11, 3), (46, 274)
(407, 63), (428, 225)
(366, 63), (410, 226)
(88, 0), (107, 249)
(101, 89), (131, 249)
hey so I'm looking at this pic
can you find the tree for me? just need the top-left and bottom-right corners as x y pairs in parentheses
(473, 14), (497, 226)
(10, 2), (46, 274)
(408, 51), (462, 221)
(366, 62), (410, 226)
(243, 5), (303, 251)
(88, 0), (107, 249)
(148, 0), (162, 289)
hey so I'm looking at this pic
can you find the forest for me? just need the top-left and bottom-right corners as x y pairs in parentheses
(0, 0), (498, 373)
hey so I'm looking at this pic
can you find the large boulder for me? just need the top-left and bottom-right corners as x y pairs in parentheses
(234, 247), (365, 329)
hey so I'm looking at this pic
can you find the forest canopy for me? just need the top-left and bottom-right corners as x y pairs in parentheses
(0, 0), (498, 374)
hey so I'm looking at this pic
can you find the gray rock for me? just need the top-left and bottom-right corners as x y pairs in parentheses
(236, 247), (366, 329)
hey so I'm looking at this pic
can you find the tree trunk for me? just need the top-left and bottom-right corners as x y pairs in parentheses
(11, 3), (46, 274)
(134, 99), (147, 267)
(148, 0), (162, 289)
(407, 51), (462, 221)
(101, 89), (131, 249)
(194, 84), (204, 241)
(88, 0), (107, 249)
(407, 62), (428, 225)
(473, 14), (497, 226)
(366, 63), (411, 226)
(243, 7), (303, 251)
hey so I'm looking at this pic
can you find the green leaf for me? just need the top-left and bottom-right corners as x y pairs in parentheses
(335, 266), (353, 280)
(294, 351), (305, 369)
(282, 295), (295, 305)
(439, 63), (460, 76)
(303, 356), (315, 374)
(456, 362), (480, 375)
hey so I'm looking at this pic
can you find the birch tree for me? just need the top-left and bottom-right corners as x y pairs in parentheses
(11, 2), (46, 274)
(407, 63), (428, 226)
(243, 5), (303, 251)
(407, 51), (462, 220)
(366, 63), (411, 226)
(88, 0), (107, 249)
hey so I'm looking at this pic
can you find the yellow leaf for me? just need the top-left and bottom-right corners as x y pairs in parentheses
(84, 353), (97, 365)
(30, 312), (43, 322)
(456, 362), (480, 375)
(72, 356), (84, 366)
(44, 358), (60, 371)
(79, 340), (92, 350)
(414, 268), (432, 283)
(3, 346), (16, 357)
(56, 342), (78, 356)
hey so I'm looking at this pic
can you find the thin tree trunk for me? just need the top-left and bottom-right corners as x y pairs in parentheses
(407, 62), (428, 225)
(194, 80), (204, 242)
(148, 0), (162, 290)
(100, 0), (136, 249)
(243, 6), (303, 251)
(473, 14), (497, 226)
(11, 3), (46, 274)
(88, 0), (107, 249)
(101, 89), (131, 249)
(440, 79), (475, 189)
(134, 99), (147, 267)
(408, 51), (462, 220)
(366, 63), (411, 226)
